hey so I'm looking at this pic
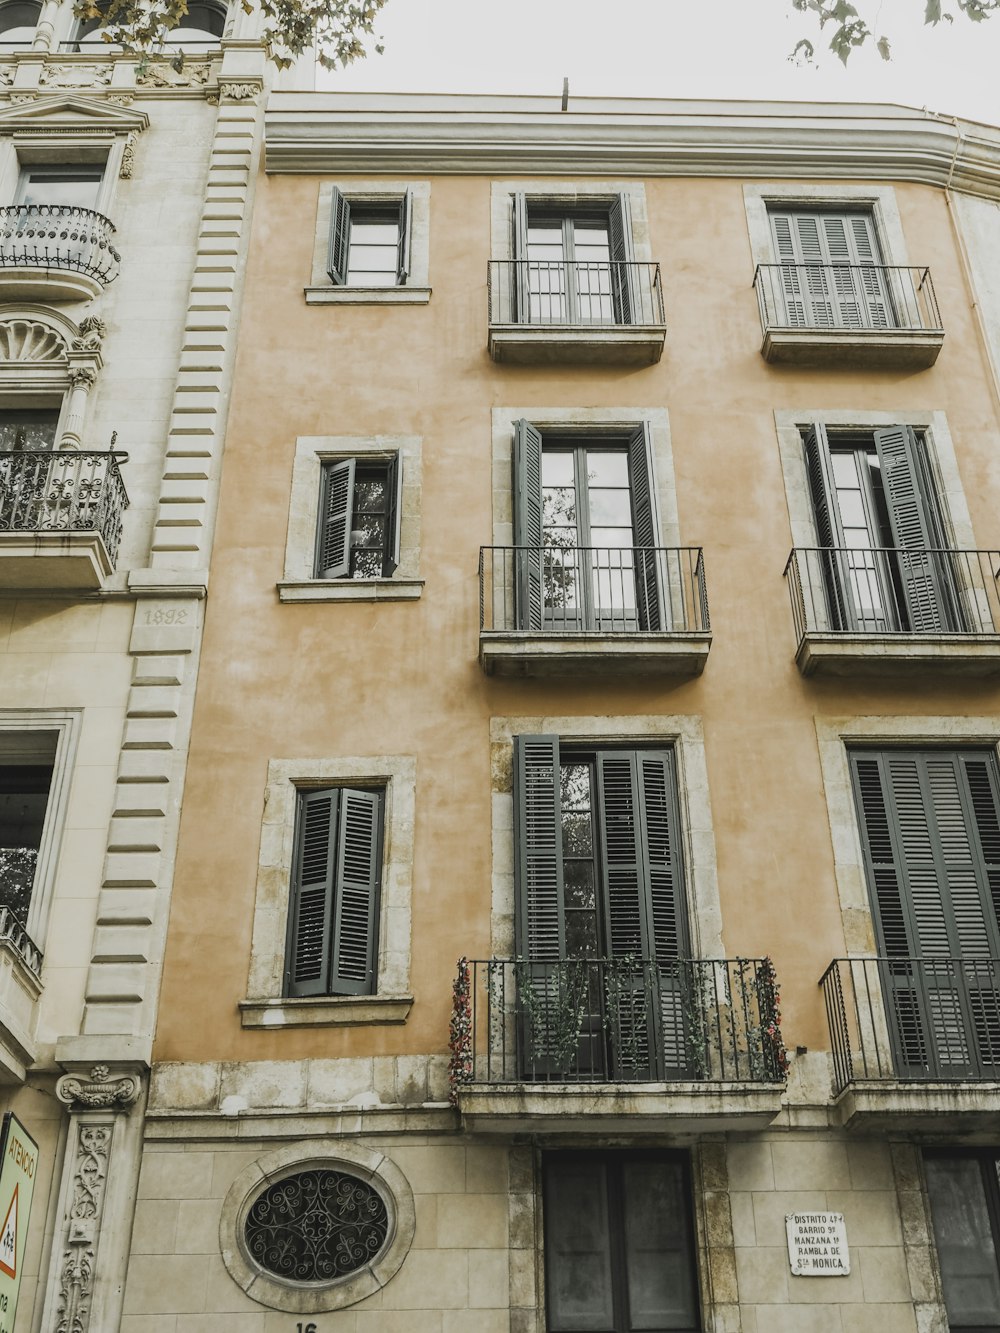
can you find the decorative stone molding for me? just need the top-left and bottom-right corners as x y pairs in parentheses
(136, 59), (212, 88)
(54, 1122), (113, 1333)
(66, 364), (98, 391)
(219, 81), (261, 101)
(56, 1064), (142, 1111)
(72, 316), (108, 353)
(0, 317), (68, 363)
(120, 130), (137, 178)
(39, 62), (114, 89)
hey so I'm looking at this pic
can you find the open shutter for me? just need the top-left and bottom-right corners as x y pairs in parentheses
(329, 787), (382, 995)
(770, 211), (806, 326)
(608, 192), (636, 325)
(396, 188), (412, 285)
(627, 424), (662, 631)
(383, 451), (403, 575)
(326, 186), (351, 286)
(638, 752), (689, 1073)
(513, 735), (565, 961)
(874, 426), (951, 632)
(286, 789), (339, 997)
(803, 424), (854, 631)
(512, 192), (529, 323)
(315, 458), (355, 579)
(512, 418), (544, 630)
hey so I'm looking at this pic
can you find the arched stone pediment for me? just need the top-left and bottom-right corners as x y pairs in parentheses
(0, 318), (69, 364)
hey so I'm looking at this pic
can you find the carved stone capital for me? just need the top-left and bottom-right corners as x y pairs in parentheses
(219, 81), (261, 101)
(56, 1064), (142, 1112)
(66, 365), (98, 391)
(72, 317), (108, 353)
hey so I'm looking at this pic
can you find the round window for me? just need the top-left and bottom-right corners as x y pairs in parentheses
(244, 1169), (389, 1284)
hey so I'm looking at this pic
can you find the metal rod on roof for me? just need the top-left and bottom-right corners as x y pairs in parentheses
(561, 77), (569, 112)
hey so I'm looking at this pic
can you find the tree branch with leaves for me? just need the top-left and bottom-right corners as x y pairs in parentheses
(791, 0), (1000, 64)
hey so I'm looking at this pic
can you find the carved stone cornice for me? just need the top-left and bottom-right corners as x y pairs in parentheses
(56, 1064), (142, 1112)
(263, 92), (1000, 202)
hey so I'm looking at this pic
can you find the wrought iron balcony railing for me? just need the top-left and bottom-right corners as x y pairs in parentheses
(450, 957), (786, 1089)
(753, 263), (942, 334)
(784, 546), (1000, 640)
(0, 451), (128, 564)
(0, 205), (121, 286)
(821, 957), (1000, 1094)
(488, 260), (665, 327)
(480, 545), (709, 635)
(0, 906), (42, 979)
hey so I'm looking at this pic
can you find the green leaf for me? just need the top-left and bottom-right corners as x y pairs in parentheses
(876, 34), (891, 58)
(925, 0), (942, 22)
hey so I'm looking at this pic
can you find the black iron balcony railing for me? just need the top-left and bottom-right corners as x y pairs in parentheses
(821, 957), (1000, 1094)
(0, 205), (121, 286)
(753, 263), (942, 334)
(0, 905), (43, 979)
(0, 451), (129, 564)
(450, 957), (787, 1091)
(488, 260), (665, 327)
(784, 546), (1000, 640)
(480, 545), (709, 635)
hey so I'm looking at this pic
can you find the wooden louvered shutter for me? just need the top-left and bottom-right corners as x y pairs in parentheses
(770, 210), (806, 326)
(874, 426), (951, 632)
(329, 787), (382, 995)
(396, 188), (412, 285)
(315, 458), (355, 579)
(327, 186), (351, 286)
(627, 424), (662, 631)
(961, 754), (1000, 1067)
(803, 425), (852, 631)
(608, 192), (635, 325)
(513, 735), (565, 961)
(286, 788), (339, 997)
(383, 451), (403, 575)
(512, 419), (544, 631)
(512, 192), (529, 323)
(770, 209), (890, 329)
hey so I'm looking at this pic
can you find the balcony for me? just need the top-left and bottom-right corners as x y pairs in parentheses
(0, 205), (121, 302)
(487, 260), (666, 365)
(821, 957), (1000, 1131)
(784, 546), (1000, 676)
(450, 957), (787, 1133)
(0, 450), (129, 588)
(479, 545), (711, 678)
(753, 263), (944, 369)
(0, 907), (42, 1083)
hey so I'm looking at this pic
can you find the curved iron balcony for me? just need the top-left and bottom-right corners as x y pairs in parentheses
(0, 450), (129, 588)
(0, 204), (121, 300)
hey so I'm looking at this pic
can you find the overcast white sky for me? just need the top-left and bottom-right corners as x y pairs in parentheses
(318, 0), (999, 128)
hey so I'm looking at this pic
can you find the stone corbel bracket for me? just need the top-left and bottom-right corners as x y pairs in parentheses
(56, 1064), (143, 1112)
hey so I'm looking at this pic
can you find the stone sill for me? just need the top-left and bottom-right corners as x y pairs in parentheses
(761, 326), (944, 370)
(0, 532), (114, 590)
(304, 286), (432, 305)
(144, 1105), (457, 1138)
(480, 631), (711, 678)
(834, 1079), (1000, 1133)
(458, 1081), (783, 1134)
(278, 578), (424, 603)
(0, 266), (104, 304)
(795, 631), (1000, 677)
(239, 995), (413, 1028)
(489, 323), (665, 366)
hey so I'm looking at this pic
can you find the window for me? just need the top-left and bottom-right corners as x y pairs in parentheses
(0, 0), (39, 45)
(543, 1151), (700, 1333)
(925, 1151), (1000, 1332)
(850, 748), (1000, 1079)
(161, 0), (226, 48)
(0, 739), (55, 928)
(514, 737), (689, 1078)
(0, 408), (58, 451)
(769, 208), (892, 328)
(315, 454), (401, 579)
(16, 165), (104, 211)
(512, 193), (636, 326)
(327, 187), (411, 288)
(513, 420), (661, 632)
(804, 423), (961, 633)
(284, 786), (384, 999)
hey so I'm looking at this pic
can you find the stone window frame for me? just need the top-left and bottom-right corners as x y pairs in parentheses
(489, 178), (654, 263)
(815, 714), (1000, 958)
(241, 755), (415, 1029)
(278, 434), (424, 604)
(489, 714), (723, 962)
(220, 1138), (416, 1314)
(305, 180), (431, 305)
(0, 710), (80, 947)
(490, 405), (679, 549)
(742, 182), (912, 270)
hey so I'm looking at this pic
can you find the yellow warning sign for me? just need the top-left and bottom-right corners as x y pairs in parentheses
(0, 1114), (38, 1333)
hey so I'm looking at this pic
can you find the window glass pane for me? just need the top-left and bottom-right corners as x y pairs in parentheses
(589, 488), (633, 527)
(831, 451), (861, 487)
(565, 911), (599, 956)
(925, 1155), (1000, 1328)
(0, 762), (53, 922)
(544, 1160), (615, 1332)
(563, 860), (596, 910)
(543, 487), (577, 530)
(623, 1160), (699, 1331)
(351, 549), (383, 578)
(837, 490), (867, 529)
(586, 451), (630, 487)
(354, 477), (387, 513)
(542, 452), (575, 486)
(0, 410), (58, 451)
(20, 171), (102, 210)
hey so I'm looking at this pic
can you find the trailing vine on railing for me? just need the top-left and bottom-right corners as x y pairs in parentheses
(447, 956), (473, 1104)
(753, 954), (789, 1080)
(514, 957), (593, 1075)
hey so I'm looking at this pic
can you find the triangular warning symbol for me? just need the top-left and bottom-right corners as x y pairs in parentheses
(0, 1183), (17, 1279)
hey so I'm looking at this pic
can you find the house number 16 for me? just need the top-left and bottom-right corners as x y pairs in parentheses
(295, 1324), (317, 1332)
